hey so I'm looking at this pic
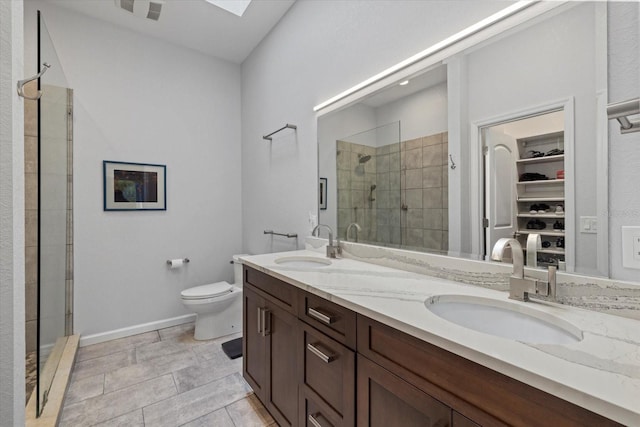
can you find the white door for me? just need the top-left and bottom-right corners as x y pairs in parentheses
(484, 128), (518, 259)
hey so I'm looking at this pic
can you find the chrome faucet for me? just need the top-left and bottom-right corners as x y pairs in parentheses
(346, 222), (362, 242)
(526, 233), (541, 268)
(491, 238), (556, 302)
(312, 224), (342, 258)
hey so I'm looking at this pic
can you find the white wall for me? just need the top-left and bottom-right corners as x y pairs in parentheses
(0, 0), (25, 424)
(25, 1), (243, 336)
(241, 0), (509, 256)
(375, 82), (448, 141)
(608, 2), (640, 282)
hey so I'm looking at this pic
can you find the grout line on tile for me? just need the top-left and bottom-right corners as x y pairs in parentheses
(224, 405), (238, 427)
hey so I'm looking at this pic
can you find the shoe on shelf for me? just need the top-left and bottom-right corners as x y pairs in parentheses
(556, 237), (565, 248)
(537, 203), (550, 213)
(520, 172), (549, 181)
(542, 241), (551, 248)
(555, 205), (564, 215)
(545, 148), (564, 156)
(523, 150), (544, 159)
(553, 220), (564, 231)
(529, 204), (540, 214)
(526, 219), (547, 230)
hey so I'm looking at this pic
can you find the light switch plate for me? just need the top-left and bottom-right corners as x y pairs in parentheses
(622, 226), (640, 269)
(580, 216), (597, 234)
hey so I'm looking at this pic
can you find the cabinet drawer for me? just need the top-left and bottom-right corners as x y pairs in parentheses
(299, 385), (346, 427)
(244, 266), (297, 313)
(357, 315), (622, 427)
(299, 322), (355, 425)
(299, 290), (356, 349)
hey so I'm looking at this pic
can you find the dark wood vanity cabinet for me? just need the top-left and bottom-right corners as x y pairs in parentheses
(242, 269), (299, 427)
(357, 316), (622, 427)
(243, 266), (621, 427)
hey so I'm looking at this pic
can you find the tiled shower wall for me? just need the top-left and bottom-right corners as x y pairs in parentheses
(336, 141), (378, 242)
(336, 131), (448, 251)
(400, 132), (449, 251)
(24, 81), (38, 353)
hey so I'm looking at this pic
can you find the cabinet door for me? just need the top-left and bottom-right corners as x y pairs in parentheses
(357, 355), (451, 427)
(265, 301), (299, 427)
(242, 286), (266, 401)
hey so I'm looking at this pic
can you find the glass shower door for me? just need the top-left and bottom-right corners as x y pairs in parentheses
(335, 122), (402, 246)
(36, 11), (73, 415)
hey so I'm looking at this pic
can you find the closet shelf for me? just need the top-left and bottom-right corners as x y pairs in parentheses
(523, 248), (566, 255)
(518, 230), (566, 237)
(517, 213), (564, 218)
(517, 196), (565, 202)
(516, 154), (564, 164)
(517, 179), (564, 186)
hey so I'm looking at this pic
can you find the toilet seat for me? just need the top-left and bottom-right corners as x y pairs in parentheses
(181, 281), (233, 300)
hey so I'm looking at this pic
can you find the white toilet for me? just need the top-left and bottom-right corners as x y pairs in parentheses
(180, 254), (246, 340)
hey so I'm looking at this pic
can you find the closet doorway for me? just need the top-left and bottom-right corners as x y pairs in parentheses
(482, 110), (566, 268)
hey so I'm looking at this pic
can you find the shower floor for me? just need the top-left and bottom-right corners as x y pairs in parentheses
(26, 351), (37, 405)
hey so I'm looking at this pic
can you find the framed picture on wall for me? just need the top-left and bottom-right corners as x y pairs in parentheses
(103, 161), (166, 211)
(319, 177), (327, 210)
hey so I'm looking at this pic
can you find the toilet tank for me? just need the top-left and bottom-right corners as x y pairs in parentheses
(232, 254), (249, 287)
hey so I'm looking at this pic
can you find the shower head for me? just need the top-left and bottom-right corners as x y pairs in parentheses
(358, 154), (372, 164)
(370, 184), (377, 190)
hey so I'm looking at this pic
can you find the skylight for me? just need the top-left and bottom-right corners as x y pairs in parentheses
(204, 0), (252, 17)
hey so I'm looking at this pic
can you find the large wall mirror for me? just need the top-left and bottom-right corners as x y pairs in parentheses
(318, 2), (613, 277)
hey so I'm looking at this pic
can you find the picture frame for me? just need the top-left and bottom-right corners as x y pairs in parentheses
(103, 160), (166, 211)
(319, 177), (327, 210)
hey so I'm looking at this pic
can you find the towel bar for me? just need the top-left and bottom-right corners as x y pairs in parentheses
(263, 124), (297, 141)
(264, 230), (298, 238)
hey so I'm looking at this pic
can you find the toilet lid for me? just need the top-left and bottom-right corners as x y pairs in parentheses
(181, 281), (233, 299)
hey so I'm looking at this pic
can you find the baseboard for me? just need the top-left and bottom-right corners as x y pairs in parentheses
(79, 313), (196, 347)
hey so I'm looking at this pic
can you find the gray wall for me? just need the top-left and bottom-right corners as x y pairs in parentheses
(608, 1), (640, 282)
(0, 0), (26, 424)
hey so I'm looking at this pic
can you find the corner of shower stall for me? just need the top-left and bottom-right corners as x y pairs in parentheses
(23, 10), (78, 424)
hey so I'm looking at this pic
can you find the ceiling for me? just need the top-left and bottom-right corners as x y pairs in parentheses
(49, 0), (295, 64)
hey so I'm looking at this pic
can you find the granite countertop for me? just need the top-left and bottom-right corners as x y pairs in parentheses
(240, 250), (640, 426)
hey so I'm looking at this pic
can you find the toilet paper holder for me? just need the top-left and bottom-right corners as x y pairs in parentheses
(166, 258), (190, 265)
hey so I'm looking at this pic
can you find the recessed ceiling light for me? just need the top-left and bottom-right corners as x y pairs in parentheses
(204, 0), (252, 17)
(399, 80), (410, 86)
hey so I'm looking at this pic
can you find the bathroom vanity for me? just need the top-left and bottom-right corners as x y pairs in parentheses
(240, 251), (639, 427)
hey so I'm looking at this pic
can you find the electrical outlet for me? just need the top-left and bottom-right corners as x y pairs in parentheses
(622, 226), (640, 269)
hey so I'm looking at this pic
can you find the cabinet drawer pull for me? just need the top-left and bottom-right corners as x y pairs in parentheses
(308, 307), (335, 325)
(307, 343), (335, 363)
(308, 413), (332, 427)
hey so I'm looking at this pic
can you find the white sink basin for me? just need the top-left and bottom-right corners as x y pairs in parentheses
(425, 295), (583, 345)
(274, 256), (332, 268)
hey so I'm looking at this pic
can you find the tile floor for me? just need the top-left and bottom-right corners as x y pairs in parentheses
(59, 323), (276, 426)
